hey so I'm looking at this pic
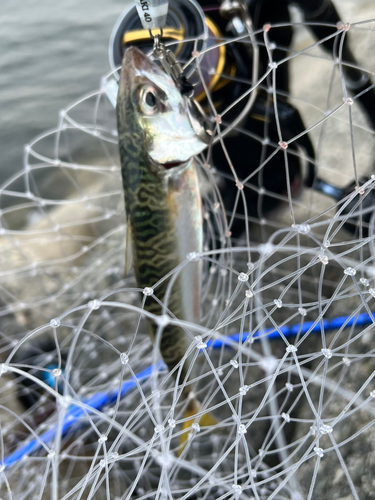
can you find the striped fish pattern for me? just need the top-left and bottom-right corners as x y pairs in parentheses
(116, 47), (206, 399)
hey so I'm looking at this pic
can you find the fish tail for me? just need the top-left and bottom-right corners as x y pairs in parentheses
(178, 397), (218, 456)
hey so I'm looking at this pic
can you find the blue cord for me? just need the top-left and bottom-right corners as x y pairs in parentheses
(3, 311), (373, 467)
(207, 311), (374, 348)
(4, 364), (155, 467)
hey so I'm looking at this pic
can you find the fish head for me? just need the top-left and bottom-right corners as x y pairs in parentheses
(117, 46), (209, 166)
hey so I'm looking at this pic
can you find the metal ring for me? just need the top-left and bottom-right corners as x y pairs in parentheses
(148, 28), (164, 39)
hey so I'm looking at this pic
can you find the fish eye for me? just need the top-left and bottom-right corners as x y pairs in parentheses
(145, 91), (156, 107)
(140, 86), (158, 115)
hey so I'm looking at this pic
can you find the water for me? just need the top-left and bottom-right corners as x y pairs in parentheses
(0, 0), (128, 184)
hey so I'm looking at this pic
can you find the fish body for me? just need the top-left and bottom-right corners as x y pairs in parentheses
(116, 47), (206, 393)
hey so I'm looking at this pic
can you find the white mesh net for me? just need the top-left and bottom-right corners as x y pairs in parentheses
(1, 5), (375, 500)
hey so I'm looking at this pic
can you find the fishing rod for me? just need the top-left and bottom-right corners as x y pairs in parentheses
(3, 309), (374, 468)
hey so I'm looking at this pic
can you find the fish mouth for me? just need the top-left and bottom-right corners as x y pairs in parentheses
(149, 155), (189, 170)
(162, 160), (187, 170)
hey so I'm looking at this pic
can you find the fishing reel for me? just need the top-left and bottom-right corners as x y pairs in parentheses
(109, 0), (254, 113)
(109, 0), (208, 79)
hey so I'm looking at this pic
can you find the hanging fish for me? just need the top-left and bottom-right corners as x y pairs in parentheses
(116, 46), (216, 451)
